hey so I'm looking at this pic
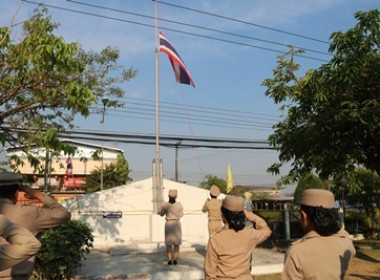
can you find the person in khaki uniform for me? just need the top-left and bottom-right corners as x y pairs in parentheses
(282, 189), (356, 280)
(202, 185), (222, 237)
(243, 192), (254, 227)
(158, 189), (184, 265)
(0, 215), (41, 271)
(204, 195), (272, 280)
(0, 172), (71, 279)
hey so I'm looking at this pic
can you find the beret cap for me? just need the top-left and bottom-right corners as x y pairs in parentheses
(168, 189), (177, 198)
(210, 185), (220, 196)
(222, 195), (244, 212)
(298, 189), (335, 209)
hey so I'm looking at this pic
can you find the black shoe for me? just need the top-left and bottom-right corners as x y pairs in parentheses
(168, 260), (172, 265)
(173, 260), (177, 265)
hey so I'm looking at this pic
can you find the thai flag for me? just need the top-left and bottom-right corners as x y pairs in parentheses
(158, 31), (195, 87)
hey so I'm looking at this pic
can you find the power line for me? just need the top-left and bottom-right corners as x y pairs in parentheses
(156, 0), (330, 45)
(22, 0), (329, 62)
(5, 127), (274, 149)
(91, 104), (276, 132)
(101, 106), (275, 128)
(66, 0), (330, 56)
(123, 97), (281, 121)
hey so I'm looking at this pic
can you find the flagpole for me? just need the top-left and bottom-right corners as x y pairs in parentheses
(154, 0), (162, 213)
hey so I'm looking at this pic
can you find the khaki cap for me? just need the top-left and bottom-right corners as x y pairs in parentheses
(298, 189), (335, 209)
(222, 195), (244, 212)
(0, 172), (22, 187)
(168, 189), (177, 198)
(210, 185), (220, 196)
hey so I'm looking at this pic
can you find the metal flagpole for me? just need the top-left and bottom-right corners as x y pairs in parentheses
(153, 0), (163, 213)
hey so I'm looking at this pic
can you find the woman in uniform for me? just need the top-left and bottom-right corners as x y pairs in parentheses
(202, 185), (223, 237)
(158, 189), (184, 265)
(204, 195), (272, 280)
(281, 189), (356, 279)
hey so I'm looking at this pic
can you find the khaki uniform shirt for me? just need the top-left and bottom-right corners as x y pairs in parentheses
(281, 228), (356, 280)
(158, 201), (183, 221)
(204, 212), (272, 280)
(0, 215), (41, 271)
(0, 196), (71, 279)
(202, 199), (222, 237)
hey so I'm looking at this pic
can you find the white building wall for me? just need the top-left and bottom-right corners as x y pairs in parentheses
(62, 177), (213, 250)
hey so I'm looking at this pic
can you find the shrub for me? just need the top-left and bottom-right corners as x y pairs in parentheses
(31, 220), (94, 280)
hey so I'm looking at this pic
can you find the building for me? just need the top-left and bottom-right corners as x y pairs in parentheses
(61, 177), (214, 250)
(6, 139), (124, 191)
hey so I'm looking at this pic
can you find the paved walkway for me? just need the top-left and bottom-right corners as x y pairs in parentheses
(73, 245), (285, 280)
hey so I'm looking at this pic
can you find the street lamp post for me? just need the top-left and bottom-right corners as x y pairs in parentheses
(100, 97), (109, 191)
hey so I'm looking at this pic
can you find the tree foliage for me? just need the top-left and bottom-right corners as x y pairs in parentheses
(83, 155), (132, 193)
(32, 220), (94, 280)
(263, 10), (380, 183)
(344, 168), (380, 238)
(0, 8), (137, 172)
(294, 173), (327, 202)
(200, 174), (227, 194)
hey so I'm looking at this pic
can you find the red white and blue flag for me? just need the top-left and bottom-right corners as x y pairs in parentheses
(158, 31), (195, 87)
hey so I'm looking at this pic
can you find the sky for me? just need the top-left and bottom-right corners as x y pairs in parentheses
(0, 0), (379, 187)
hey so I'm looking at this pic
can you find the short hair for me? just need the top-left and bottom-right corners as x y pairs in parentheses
(300, 204), (341, 236)
(221, 207), (245, 232)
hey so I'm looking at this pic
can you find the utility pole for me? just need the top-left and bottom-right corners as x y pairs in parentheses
(43, 150), (50, 193)
(175, 140), (181, 182)
(100, 97), (109, 191)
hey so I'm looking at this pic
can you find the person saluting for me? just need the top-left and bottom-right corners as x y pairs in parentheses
(158, 189), (184, 265)
(204, 195), (272, 280)
(202, 185), (223, 237)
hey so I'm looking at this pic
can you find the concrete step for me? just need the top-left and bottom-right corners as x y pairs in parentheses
(74, 247), (285, 280)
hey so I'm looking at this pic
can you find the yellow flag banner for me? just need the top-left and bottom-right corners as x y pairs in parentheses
(227, 163), (234, 193)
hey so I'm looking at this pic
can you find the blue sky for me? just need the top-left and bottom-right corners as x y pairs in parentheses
(0, 0), (379, 187)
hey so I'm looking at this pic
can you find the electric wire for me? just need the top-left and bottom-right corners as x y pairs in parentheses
(22, 0), (329, 62)
(156, 0), (330, 45)
(122, 97), (281, 122)
(98, 106), (275, 129)
(66, 0), (330, 56)
(5, 127), (274, 149)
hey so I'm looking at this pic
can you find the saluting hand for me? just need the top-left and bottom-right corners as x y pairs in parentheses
(18, 185), (44, 201)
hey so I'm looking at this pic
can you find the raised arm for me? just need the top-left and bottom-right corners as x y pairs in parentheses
(0, 215), (41, 270)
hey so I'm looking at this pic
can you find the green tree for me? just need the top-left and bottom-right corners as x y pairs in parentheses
(83, 155), (132, 193)
(1, 8), (137, 172)
(344, 169), (380, 238)
(32, 220), (93, 280)
(200, 174), (227, 194)
(294, 173), (327, 202)
(263, 10), (380, 184)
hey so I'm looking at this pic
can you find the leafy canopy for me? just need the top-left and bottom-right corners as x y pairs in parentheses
(263, 10), (380, 183)
(0, 8), (137, 171)
(83, 155), (132, 193)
